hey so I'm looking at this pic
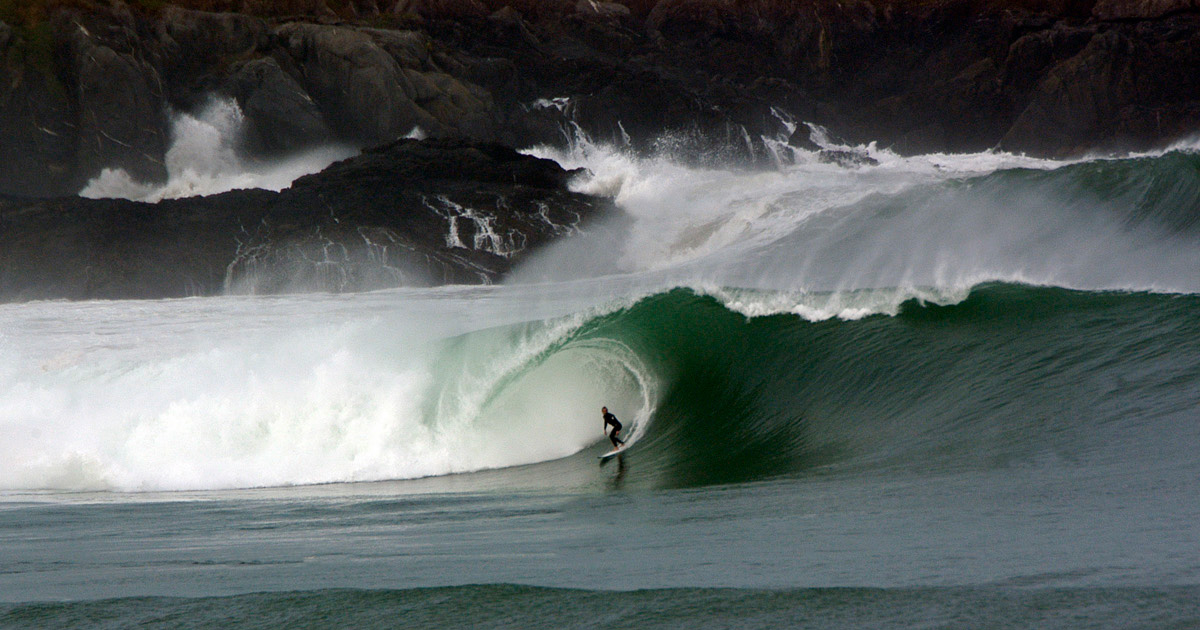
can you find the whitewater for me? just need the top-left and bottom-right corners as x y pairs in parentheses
(5, 119), (1200, 492)
(3, 115), (1200, 626)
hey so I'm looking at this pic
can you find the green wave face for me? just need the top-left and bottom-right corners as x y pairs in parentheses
(374, 148), (1200, 491)
(1010, 151), (1200, 234)
(546, 285), (1200, 489)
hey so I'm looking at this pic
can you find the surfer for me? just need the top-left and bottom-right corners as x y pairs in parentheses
(602, 406), (625, 450)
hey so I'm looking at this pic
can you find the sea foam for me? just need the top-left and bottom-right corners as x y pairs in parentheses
(80, 97), (354, 201)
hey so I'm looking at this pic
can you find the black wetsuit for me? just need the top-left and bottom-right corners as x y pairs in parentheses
(604, 412), (625, 448)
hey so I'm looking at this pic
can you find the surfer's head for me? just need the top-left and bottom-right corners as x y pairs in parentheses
(601, 406), (608, 413)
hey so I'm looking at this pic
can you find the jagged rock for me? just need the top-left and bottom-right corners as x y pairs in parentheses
(156, 7), (268, 106)
(273, 22), (496, 144)
(646, 0), (741, 33)
(575, 0), (631, 20)
(67, 17), (169, 187)
(240, 0), (338, 18)
(363, 28), (433, 69)
(275, 22), (430, 144)
(350, 0), (383, 17)
(418, 71), (494, 136)
(817, 148), (879, 167)
(1092, 0), (1199, 19)
(0, 21), (79, 197)
(391, 0), (488, 19)
(157, 7), (267, 65)
(1002, 30), (1138, 156)
(223, 56), (335, 155)
(0, 138), (609, 301)
(1001, 24), (1096, 96)
(787, 127), (822, 152)
(4, 0), (1200, 199)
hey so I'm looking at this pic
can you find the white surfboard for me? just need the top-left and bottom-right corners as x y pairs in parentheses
(598, 445), (628, 461)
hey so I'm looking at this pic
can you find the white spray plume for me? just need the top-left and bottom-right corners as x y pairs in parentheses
(81, 97), (355, 201)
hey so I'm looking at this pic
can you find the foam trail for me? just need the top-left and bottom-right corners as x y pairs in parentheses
(80, 98), (354, 201)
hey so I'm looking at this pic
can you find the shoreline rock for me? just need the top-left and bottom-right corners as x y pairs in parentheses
(0, 138), (608, 301)
(2, 0), (1199, 302)
(2, 1), (1199, 197)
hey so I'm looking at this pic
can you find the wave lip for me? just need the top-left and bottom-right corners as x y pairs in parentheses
(521, 132), (1200, 296)
(556, 284), (1200, 488)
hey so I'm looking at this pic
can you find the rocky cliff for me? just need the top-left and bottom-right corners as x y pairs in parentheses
(2, 0), (1199, 302)
(2, 0), (1199, 196)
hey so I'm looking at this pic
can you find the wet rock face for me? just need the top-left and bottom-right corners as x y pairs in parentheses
(624, 0), (1200, 158)
(1, 6), (172, 197)
(1091, 0), (1199, 19)
(0, 138), (606, 302)
(999, 17), (1200, 155)
(222, 56), (335, 155)
(0, 21), (77, 197)
(1, 0), (1199, 302)
(157, 6), (268, 77)
(0, 5), (515, 197)
(70, 35), (170, 185)
(273, 22), (420, 144)
(5, 0), (1200, 198)
(446, 0), (1200, 160)
(272, 21), (498, 145)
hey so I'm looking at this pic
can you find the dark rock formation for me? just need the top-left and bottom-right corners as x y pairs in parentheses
(0, 138), (607, 301)
(1000, 18), (1200, 155)
(0, 19), (78, 197)
(817, 148), (880, 168)
(1092, 0), (1199, 19)
(223, 56), (334, 155)
(2, 0), (1200, 303)
(0, 4), (508, 196)
(4, 0), (1200, 197)
(608, 0), (1200, 157)
(157, 5), (268, 86)
(62, 4), (170, 188)
(274, 22), (430, 144)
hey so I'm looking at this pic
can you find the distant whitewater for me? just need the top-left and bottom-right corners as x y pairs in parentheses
(520, 129), (1200, 296)
(79, 98), (355, 201)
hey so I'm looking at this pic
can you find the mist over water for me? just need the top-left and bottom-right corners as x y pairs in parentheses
(0, 289), (657, 491)
(521, 132), (1200, 299)
(5, 126), (1200, 492)
(79, 97), (355, 201)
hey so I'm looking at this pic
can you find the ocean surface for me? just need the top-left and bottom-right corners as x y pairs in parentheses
(3, 125), (1200, 627)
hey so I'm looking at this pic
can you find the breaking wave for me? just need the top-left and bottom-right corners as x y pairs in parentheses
(5, 132), (1200, 492)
